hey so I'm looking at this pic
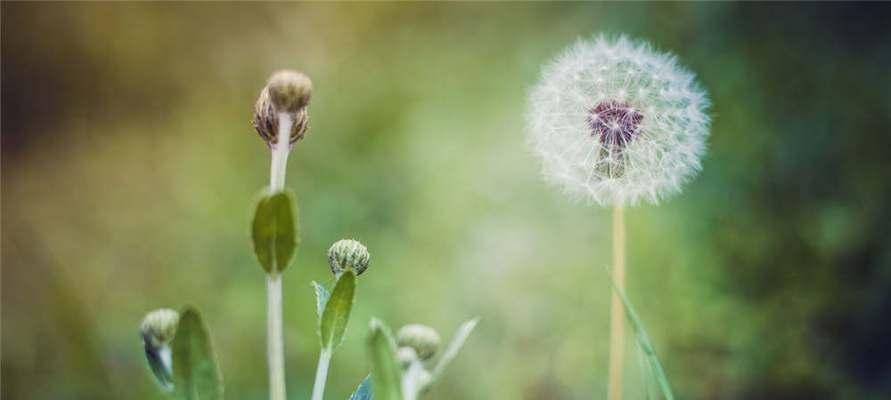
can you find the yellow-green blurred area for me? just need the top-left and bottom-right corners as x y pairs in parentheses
(3, 2), (891, 399)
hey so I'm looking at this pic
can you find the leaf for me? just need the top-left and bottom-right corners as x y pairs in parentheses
(366, 319), (402, 400)
(143, 339), (174, 391)
(251, 190), (298, 274)
(430, 318), (478, 381)
(172, 307), (224, 400)
(608, 277), (675, 400)
(348, 375), (372, 400)
(312, 281), (330, 317)
(319, 270), (356, 349)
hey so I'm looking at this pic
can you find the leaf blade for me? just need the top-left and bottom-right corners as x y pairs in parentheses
(251, 191), (298, 274)
(366, 319), (402, 400)
(608, 278), (675, 400)
(348, 375), (372, 400)
(312, 281), (330, 318)
(172, 307), (224, 400)
(319, 270), (356, 349)
(431, 318), (478, 381)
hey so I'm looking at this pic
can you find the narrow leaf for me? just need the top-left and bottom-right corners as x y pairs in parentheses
(172, 307), (224, 400)
(251, 190), (298, 274)
(431, 318), (478, 381)
(312, 281), (330, 317)
(348, 375), (372, 400)
(367, 319), (402, 400)
(319, 270), (356, 349)
(608, 277), (675, 400)
(143, 340), (174, 391)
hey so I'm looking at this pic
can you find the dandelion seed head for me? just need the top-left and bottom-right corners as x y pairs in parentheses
(527, 35), (710, 206)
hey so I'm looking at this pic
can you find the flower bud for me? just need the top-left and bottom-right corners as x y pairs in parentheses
(253, 70), (311, 147)
(397, 346), (419, 368)
(140, 308), (180, 391)
(141, 308), (180, 347)
(397, 324), (441, 361)
(267, 70), (312, 113)
(327, 239), (370, 276)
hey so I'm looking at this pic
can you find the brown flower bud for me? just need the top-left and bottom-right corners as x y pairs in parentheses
(253, 70), (312, 147)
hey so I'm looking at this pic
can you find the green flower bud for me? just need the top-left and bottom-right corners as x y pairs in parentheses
(253, 70), (311, 147)
(397, 346), (419, 368)
(141, 308), (180, 347)
(327, 239), (370, 276)
(397, 324), (441, 361)
(140, 308), (180, 391)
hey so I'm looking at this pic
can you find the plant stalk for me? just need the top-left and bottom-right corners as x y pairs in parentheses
(267, 274), (287, 400)
(401, 361), (427, 400)
(310, 347), (333, 400)
(607, 205), (626, 400)
(266, 111), (293, 400)
(269, 112), (293, 192)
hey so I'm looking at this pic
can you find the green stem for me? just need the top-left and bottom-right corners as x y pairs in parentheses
(269, 113), (293, 192)
(267, 274), (286, 400)
(311, 347), (333, 400)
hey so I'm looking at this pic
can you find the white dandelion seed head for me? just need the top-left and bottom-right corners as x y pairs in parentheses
(527, 35), (711, 206)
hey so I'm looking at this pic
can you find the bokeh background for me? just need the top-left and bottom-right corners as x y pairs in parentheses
(3, 2), (891, 399)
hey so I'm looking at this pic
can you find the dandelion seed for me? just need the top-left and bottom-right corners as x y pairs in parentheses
(527, 35), (710, 206)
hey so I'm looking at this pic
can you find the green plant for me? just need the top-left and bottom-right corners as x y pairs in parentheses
(139, 70), (476, 400)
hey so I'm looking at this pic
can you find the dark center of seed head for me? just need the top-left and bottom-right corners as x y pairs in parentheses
(586, 101), (643, 147)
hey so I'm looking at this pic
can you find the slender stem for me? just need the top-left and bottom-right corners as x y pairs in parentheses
(401, 361), (426, 400)
(266, 112), (293, 400)
(269, 112), (293, 192)
(267, 274), (286, 400)
(607, 205), (626, 400)
(310, 347), (333, 400)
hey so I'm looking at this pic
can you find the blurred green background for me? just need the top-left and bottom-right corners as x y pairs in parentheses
(3, 2), (890, 399)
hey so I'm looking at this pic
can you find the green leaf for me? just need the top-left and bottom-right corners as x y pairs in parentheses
(430, 318), (478, 381)
(312, 281), (330, 317)
(251, 190), (298, 274)
(348, 375), (372, 400)
(367, 319), (402, 400)
(172, 307), (224, 400)
(608, 277), (675, 400)
(319, 270), (356, 349)
(143, 341), (174, 391)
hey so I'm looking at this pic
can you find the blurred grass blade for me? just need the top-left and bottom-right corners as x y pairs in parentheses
(348, 375), (372, 400)
(635, 337), (656, 400)
(367, 319), (402, 400)
(319, 270), (356, 349)
(312, 281), (330, 317)
(172, 307), (224, 400)
(608, 277), (674, 400)
(431, 318), (478, 381)
(251, 190), (298, 274)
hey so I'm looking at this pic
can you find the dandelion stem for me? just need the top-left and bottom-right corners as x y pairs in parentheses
(267, 274), (286, 400)
(607, 205), (626, 400)
(310, 347), (333, 400)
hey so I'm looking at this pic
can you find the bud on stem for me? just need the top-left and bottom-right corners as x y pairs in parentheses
(328, 239), (371, 276)
(253, 70), (312, 192)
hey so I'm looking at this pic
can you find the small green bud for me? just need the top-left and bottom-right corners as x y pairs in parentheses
(327, 239), (370, 276)
(397, 324), (441, 361)
(397, 346), (418, 368)
(141, 308), (180, 347)
(253, 70), (311, 147)
(140, 308), (180, 391)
